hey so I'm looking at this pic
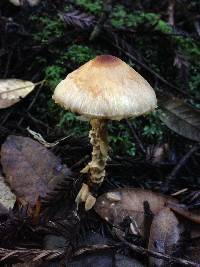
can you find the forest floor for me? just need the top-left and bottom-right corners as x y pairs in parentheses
(0, 1), (200, 266)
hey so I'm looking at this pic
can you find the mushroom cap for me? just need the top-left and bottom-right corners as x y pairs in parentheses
(53, 55), (157, 120)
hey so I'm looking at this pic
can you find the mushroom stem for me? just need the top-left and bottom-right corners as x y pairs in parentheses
(81, 118), (109, 186)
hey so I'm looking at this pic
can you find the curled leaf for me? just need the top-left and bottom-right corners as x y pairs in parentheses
(0, 79), (35, 109)
(159, 97), (200, 142)
(94, 188), (177, 236)
(1, 135), (71, 207)
(148, 207), (182, 267)
(169, 204), (200, 224)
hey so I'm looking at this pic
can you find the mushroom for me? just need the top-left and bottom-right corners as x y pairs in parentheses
(52, 55), (157, 210)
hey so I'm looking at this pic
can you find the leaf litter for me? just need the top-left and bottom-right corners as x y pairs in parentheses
(0, 79), (36, 109)
(1, 135), (71, 207)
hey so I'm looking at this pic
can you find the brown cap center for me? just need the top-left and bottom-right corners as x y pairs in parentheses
(93, 55), (121, 67)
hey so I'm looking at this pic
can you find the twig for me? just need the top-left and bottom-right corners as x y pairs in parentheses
(194, 21), (200, 37)
(116, 232), (199, 267)
(17, 80), (45, 126)
(126, 120), (146, 154)
(90, 0), (113, 41)
(71, 155), (90, 170)
(74, 244), (114, 256)
(167, 0), (175, 26)
(3, 49), (13, 78)
(163, 144), (200, 192)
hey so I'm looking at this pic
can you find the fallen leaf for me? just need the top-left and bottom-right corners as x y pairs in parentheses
(169, 204), (200, 224)
(0, 170), (16, 214)
(159, 97), (200, 142)
(94, 188), (177, 236)
(0, 79), (35, 109)
(1, 135), (71, 207)
(148, 207), (182, 267)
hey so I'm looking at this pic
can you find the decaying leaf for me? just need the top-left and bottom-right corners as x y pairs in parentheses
(159, 97), (200, 142)
(94, 188), (177, 236)
(169, 204), (200, 224)
(148, 207), (182, 267)
(0, 79), (35, 109)
(0, 170), (16, 213)
(9, 0), (40, 6)
(1, 135), (71, 207)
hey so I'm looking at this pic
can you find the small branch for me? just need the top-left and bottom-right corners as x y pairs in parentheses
(17, 82), (44, 127)
(90, 0), (113, 41)
(0, 239), (198, 266)
(167, 0), (175, 26)
(194, 21), (200, 37)
(126, 120), (146, 154)
(74, 244), (114, 256)
(116, 232), (199, 267)
(162, 144), (200, 192)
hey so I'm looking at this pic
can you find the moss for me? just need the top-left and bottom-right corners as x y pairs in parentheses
(110, 5), (200, 61)
(66, 44), (97, 64)
(75, 0), (102, 14)
(45, 66), (65, 89)
(31, 16), (65, 43)
(110, 5), (171, 31)
(173, 36), (200, 59)
(142, 111), (165, 141)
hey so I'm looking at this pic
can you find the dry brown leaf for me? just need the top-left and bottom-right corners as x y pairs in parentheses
(0, 79), (35, 109)
(0, 170), (16, 213)
(148, 207), (182, 267)
(169, 204), (200, 224)
(94, 188), (177, 236)
(159, 97), (200, 142)
(1, 135), (71, 207)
